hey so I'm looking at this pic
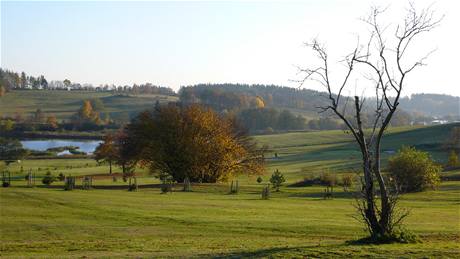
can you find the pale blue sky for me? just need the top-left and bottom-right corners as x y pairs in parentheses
(1, 0), (459, 96)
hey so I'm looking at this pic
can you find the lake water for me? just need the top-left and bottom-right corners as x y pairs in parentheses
(21, 139), (102, 154)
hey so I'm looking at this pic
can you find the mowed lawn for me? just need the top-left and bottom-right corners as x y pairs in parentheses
(1, 124), (459, 258)
(1, 181), (459, 258)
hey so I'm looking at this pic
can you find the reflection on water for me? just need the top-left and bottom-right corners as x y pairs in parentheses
(21, 139), (102, 154)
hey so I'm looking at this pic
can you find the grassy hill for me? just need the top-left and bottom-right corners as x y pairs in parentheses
(256, 123), (456, 181)
(0, 90), (178, 120)
(0, 124), (458, 258)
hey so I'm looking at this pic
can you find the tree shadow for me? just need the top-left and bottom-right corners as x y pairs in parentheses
(288, 190), (356, 199)
(204, 243), (346, 258)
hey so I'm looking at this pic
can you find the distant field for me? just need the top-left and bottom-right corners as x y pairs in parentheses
(0, 90), (178, 120)
(0, 124), (459, 258)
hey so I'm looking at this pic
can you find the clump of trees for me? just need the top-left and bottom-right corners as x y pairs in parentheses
(107, 104), (265, 183)
(0, 69), (48, 92)
(388, 147), (441, 193)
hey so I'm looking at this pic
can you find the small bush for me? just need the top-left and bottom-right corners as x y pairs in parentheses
(256, 176), (263, 183)
(161, 184), (172, 194)
(58, 173), (65, 181)
(42, 172), (56, 186)
(270, 169), (285, 192)
(319, 172), (337, 187)
(264, 127), (274, 134)
(350, 227), (420, 244)
(388, 146), (441, 193)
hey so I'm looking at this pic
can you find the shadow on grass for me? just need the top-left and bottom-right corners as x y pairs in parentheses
(206, 244), (345, 259)
(288, 190), (356, 199)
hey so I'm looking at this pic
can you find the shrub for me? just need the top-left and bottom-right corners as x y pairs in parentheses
(264, 127), (274, 134)
(42, 172), (56, 186)
(388, 146), (441, 193)
(58, 173), (65, 181)
(319, 172), (337, 187)
(161, 175), (173, 194)
(161, 184), (172, 194)
(349, 227), (419, 244)
(256, 176), (263, 183)
(269, 169), (285, 192)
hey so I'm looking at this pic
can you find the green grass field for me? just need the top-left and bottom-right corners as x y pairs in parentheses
(0, 124), (459, 258)
(0, 90), (178, 120)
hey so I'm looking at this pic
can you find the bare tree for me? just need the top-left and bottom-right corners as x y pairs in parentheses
(297, 4), (441, 239)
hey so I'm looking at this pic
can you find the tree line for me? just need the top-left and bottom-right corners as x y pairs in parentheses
(0, 68), (175, 96)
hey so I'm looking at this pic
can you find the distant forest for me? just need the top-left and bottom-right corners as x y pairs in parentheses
(1, 69), (458, 133)
(399, 94), (459, 117)
(179, 83), (459, 132)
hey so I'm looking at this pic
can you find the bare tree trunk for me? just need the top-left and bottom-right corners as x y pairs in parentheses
(297, 4), (441, 240)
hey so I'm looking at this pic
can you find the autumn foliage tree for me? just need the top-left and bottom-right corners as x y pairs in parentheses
(78, 100), (100, 122)
(94, 134), (118, 174)
(46, 115), (58, 130)
(72, 100), (102, 129)
(122, 104), (265, 183)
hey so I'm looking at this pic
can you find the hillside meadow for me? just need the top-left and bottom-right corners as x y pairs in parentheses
(0, 124), (459, 258)
(0, 90), (178, 120)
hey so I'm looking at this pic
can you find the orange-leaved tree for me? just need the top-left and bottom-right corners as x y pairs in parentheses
(122, 104), (265, 183)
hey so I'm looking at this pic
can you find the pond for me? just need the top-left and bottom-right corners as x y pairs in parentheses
(21, 139), (102, 155)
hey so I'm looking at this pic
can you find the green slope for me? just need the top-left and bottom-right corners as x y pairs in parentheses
(255, 123), (457, 181)
(0, 90), (178, 120)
